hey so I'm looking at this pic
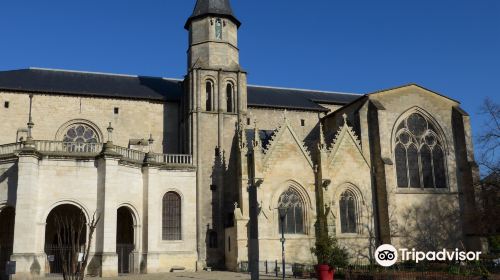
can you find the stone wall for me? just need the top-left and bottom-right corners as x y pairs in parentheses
(0, 91), (179, 153)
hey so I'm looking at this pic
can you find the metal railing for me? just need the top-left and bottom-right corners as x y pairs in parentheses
(336, 262), (496, 280)
(238, 260), (296, 276)
(44, 244), (71, 276)
(238, 261), (498, 279)
(117, 244), (135, 274)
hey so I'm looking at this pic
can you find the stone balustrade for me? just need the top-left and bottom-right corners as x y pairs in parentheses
(0, 142), (22, 155)
(35, 140), (103, 154)
(152, 153), (193, 165)
(0, 140), (193, 166)
(113, 145), (146, 162)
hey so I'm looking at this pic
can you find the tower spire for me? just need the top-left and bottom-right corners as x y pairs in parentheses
(185, 0), (241, 29)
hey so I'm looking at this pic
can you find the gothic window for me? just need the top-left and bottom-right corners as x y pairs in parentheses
(278, 188), (305, 234)
(215, 18), (223, 40)
(339, 190), (357, 234)
(162, 192), (181, 240)
(63, 123), (99, 152)
(206, 81), (213, 111)
(226, 83), (234, 113)
(395, 112), (447, 189)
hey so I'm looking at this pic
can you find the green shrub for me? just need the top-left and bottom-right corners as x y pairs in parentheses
(488, 235), (500, 253)
(311, 234), (349, 268)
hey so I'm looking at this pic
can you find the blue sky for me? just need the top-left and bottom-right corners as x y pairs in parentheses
(0, 0), (498, 169)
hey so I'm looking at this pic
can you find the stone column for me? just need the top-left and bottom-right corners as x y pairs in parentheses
(367, 101), (392, 245)
(11, 147), (45, 279)
(96, 143), (121, 277)
(142, 157), (160, 273)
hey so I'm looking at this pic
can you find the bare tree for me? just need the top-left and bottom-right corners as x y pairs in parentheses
(398, 196), (462, 251)
(476, 98), (500, 241)
(54, 211), (100, 280)
(350, 202), (399, 265)
(477, 97), (500, 175)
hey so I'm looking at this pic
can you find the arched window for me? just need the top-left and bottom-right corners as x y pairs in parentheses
(206, 81), (213, 111)
(278, 188), (305, 234)
(339, 190), (357, 233)
(162, 192), (181, 240)
(63, 123), (98, 143)
(395, 112), (447, 189)
(63, 123), (99, 152)
(226, 83), (234, 113)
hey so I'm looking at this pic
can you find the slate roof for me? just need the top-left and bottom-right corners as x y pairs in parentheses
(185, 0), (241, 29)
(0, 68), (361, 111)
(247, 86), (360, 112)
(0, 68), (183, 102)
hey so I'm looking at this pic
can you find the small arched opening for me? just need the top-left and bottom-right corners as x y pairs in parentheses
(0, 207), (15, 280)
(206, 81), (214, 112)
(116, 206), (135, 274)
(226, 83), (234, 113)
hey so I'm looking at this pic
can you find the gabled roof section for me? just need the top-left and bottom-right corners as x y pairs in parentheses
(326, 114), (370, 169)
(262, 114), (314, 170)
(0, 68), (182, 102)
(185, 0), (241, 29)
(367, 83), (460, 104)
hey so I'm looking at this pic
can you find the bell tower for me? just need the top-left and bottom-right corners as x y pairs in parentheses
(186, 0), (242, 69)
(183, 0), (248, 269)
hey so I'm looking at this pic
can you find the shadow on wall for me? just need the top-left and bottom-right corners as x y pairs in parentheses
(206, 146), (225, 268)
(29, 257), (40, 276)
(332, 202), (382, 265)
(86, 255), (101, 277)
(137, 76), (184, 155)
(398, 196), (462, 251)
(304, 122), (320, 162)
(0, 164), (18, 207)
(336, 196), (462, 264)
(223, 131), (239, 229)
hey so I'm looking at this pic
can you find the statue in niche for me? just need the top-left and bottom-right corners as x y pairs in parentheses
(215, 18), (223, 40)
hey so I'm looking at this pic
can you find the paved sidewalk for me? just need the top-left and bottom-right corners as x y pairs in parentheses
(35, 272), (314, 280)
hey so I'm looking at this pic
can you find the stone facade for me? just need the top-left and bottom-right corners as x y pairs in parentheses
(0, 0), (483, 279)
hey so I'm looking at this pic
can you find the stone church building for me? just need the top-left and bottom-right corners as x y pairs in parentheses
(0, 0), (483, 278)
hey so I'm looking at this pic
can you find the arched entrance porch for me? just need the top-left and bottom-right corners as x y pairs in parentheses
(44, 204), (87, 275)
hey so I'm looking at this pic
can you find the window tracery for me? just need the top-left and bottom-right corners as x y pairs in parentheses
(395, 112), (447, 189)
(278, 188), (305, 234)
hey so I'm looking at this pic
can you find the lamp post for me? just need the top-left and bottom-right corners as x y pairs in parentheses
(106, 122), (114, 144)
(278, 206), (288, 280)
(26, 94), (34, 141)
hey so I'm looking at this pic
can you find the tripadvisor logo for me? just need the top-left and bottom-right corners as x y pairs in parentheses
(375, 244), (482, 267)
(375, 244), (398, 267)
